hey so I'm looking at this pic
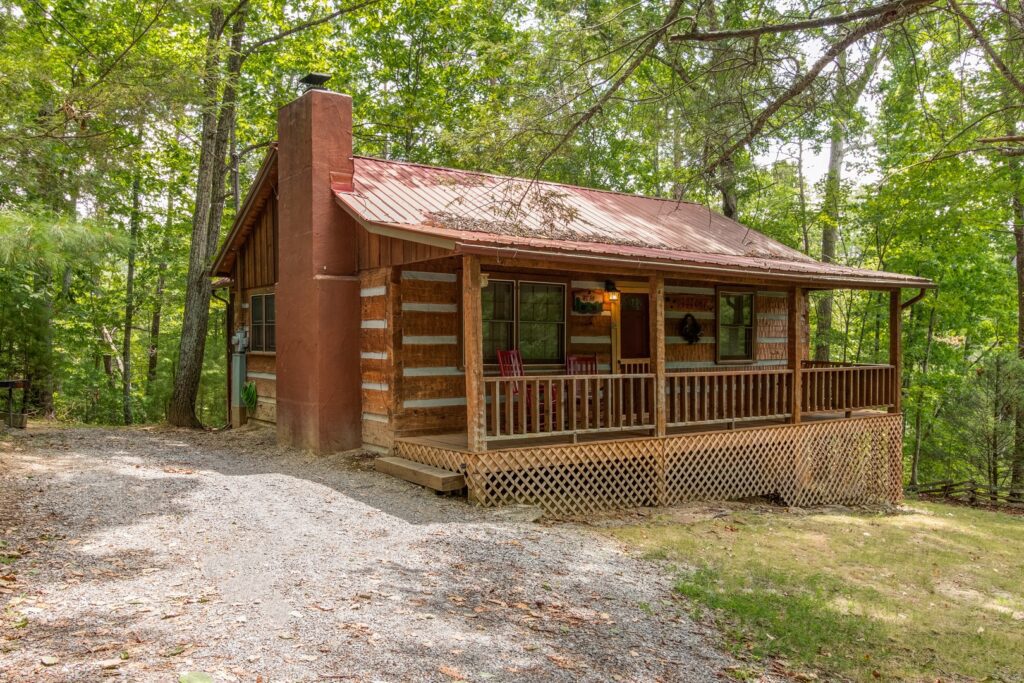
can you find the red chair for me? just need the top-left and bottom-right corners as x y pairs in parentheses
(567, 354), (602, 430)
(497, 349), (525, 378)
(497, 349), (558, 430)
(567, 354), (598, 375)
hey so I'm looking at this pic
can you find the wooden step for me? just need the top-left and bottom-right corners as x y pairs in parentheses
(375, 456), (465, 492)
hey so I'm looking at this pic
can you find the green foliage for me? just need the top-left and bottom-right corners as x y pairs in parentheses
(240, 380), (257, 412)
(0, 0), (1021, 492)
(928, 353), (1024, 488)
(0, 209), (124, 405)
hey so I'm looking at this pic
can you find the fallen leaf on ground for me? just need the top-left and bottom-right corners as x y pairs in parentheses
(438, 665), (465, 680)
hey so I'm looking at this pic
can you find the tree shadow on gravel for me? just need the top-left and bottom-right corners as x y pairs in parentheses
(6, 424), (491, 526)
(99, 425), (506, 526)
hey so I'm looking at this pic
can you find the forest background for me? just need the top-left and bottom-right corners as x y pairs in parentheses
(3, 0), (1024, 495)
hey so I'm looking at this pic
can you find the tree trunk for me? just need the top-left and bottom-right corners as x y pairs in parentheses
(122, 175), (141, 425)
(716, 155), (738, 218)
(101, 325), (124, 390)
(814, 127), (842, 361)
(910, 304), (936, 487)
(148, 189), (173, 388)
(1011, 191), (1024, 499)
(797, 139), (810, 254)
(671, 107), (683, 200)
(814, 50), (849, 362)
(167, 6), (248, 427)
(814, 44), (881, 362)
(28, 270), (56, 417)
(1001, 4), (1024, 500)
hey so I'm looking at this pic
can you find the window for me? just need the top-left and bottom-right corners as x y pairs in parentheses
(250, 293), (276, 352)
(518, 282), (565, 363)
(482, 280), (515, 363)
(480, 279), (566, 364)
(717, 290), (755, 363)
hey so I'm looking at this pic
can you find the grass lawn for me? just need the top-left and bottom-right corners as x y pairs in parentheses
(613, 501), (1024, 682)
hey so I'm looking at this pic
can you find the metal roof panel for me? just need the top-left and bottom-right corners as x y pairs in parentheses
(335, 156), (933, 289)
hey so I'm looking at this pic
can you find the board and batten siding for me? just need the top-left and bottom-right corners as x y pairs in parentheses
(356, 219), (452, 270)
(236, 194), (278, 291)
(231, 194), (278, 425)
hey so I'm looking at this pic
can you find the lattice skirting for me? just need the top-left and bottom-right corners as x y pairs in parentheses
(396, 414), (903, 516)
(392, 440), (470, 474)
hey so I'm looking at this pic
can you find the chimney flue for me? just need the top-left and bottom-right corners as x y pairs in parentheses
(299, 72), (332, 91)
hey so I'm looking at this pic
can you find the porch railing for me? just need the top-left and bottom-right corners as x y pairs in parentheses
(484, 374), (655, 441)
(666, 368), (793, 426)
(619, 358), (651, 374)
(479, 363), (896, 444)
(801, 363), (895, 413)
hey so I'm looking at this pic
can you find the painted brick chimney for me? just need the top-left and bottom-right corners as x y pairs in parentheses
(275, 89), (362, 453)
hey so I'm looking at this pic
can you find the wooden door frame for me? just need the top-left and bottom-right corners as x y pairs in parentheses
(612, 285), (652, 371)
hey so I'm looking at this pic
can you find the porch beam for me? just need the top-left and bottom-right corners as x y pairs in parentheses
(462, 254), (486, 451)
(650, 273), (667, 436)
(788, 286), (804, 423)
(889, 289), (902, 413)
(472, 252), (931, 291)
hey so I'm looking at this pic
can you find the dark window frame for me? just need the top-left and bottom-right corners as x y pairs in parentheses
(716, 287), (756, 364)
(481, 278), (516, 364)
(480, 276), (567, 366)
(250, 292), (276, 353)
(517, 280), (567, 365)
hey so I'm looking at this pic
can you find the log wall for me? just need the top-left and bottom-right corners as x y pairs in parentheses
(360, 267), (396, 448)
(393, 260), (467, 437)
(568, 277), (615, 370)
(662, 282), (793, 370)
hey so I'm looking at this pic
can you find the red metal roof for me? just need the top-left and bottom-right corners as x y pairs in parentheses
(335, 156), (932, 288)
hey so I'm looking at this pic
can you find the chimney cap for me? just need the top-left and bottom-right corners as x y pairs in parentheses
(299, 72), (332, 90)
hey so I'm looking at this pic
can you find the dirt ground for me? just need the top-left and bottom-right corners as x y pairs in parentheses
(0, 424), (743, 682)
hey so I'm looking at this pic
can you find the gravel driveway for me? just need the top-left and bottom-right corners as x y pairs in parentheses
(0, 424), (738, 682)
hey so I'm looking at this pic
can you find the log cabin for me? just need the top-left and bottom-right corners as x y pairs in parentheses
(211, 88), (934, 514)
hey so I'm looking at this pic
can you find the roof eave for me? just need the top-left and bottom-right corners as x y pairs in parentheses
(331, 209), (933, 289)
(453, 242), (933, 289)
(210, 146), (279, 278)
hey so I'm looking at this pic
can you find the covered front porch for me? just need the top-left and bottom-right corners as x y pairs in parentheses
(456, 256), (904, 446)
(386, 254), (908, 514)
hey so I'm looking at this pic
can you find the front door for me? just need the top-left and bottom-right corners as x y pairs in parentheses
(619, 292), (650, 360)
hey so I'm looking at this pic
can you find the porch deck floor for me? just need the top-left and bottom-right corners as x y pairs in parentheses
(396, 410), (887, 454)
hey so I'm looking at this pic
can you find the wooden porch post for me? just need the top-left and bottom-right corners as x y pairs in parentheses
(650, 273), (667, 436)
(889, 289), (902, 414)
(788, 286), (804, 423)
(462, 254), (486, 451)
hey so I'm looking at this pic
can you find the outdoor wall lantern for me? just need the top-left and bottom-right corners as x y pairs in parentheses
(604, 280), (620, 303)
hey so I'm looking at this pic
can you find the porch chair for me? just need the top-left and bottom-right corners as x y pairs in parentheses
(497, 349), (558, 431)
(566, 354), (598, 375)
(567, 354), (602, 434)
(497, 349), (526, 378)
